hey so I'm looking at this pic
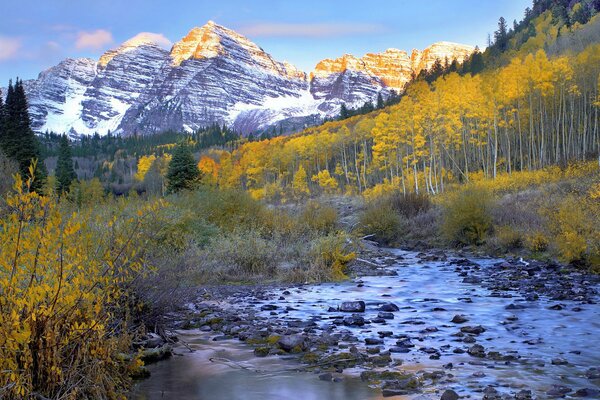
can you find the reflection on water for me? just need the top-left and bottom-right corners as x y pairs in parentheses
(131, 332), (381, 400)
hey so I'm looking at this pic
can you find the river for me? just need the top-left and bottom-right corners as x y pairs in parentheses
(132, 249), (600, 399)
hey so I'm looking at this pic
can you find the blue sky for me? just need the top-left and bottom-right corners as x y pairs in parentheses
(0, 0), (531, 84)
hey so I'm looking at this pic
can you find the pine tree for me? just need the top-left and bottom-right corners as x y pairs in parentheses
(339, 103), (349, 120)
(494, 17), (509, 51)
(55, 134), (77, 196)
(470, 48), (485, 74)
(1, 79), (46, 192)
(166, 142), (200, 193)
(376, 93), (385, 109)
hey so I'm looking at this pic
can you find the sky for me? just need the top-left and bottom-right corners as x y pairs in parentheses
(0, 0), (531, 84)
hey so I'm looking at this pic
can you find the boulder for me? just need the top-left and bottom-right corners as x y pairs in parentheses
(339, 301), (366, 312)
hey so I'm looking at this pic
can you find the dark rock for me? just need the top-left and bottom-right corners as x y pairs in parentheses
(546, 385), (572, 397)
(277, 335), (307, 352)
(378, 311), (395, 319)
(585, 367), (600, 379)
(467, 344), (485, 357)
(389, 346), (411, 353)
(574, 388), (599, 397)
(440, 389), (459, 400)
(460, 325), (486, 335)
(318, 373), (333, 382)
(365, 338), (384, 345)
(505, 303), (526, 310)
(343, 315), (366, 327)
(514, 389), (533, 400)
(482, 386), (501, 400)
(551, 358), (568, 365)
(260, 304), (278, 311)
(462, 276), (481, 284)
(451, 314), (469, 324)
(379, 303), (400, 312)
(339, 301), (366, 313)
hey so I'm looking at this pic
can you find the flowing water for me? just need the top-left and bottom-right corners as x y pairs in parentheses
(133, 249), (600, 399)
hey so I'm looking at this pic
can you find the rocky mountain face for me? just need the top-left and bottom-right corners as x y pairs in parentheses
(20, 22), (474, 136)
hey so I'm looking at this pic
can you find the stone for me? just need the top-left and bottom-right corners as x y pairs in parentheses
(546, 385), (572, 397)
(379, 302), (400, 312)
(460, 325), (486, 335)
(378, 311), (395, 319)
(440, 389), (459, 400)
(277, 335), (306, 352)
(318, 373), (333, 382)
(339, 301), (366, 313)
(451, 315), (469, 324)
(343, 315), (366, 327)
(467, 344), (486, 357)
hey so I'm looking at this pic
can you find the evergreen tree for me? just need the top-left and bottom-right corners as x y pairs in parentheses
(166, 142), (200, 193)
(339, 103), (349, 120)
(494, 17), (509, 51)
(55, 134), (77, 196)
(376, 93), (385, 109)
(469, 48), (485, 74)
(0, 78), (46, 192)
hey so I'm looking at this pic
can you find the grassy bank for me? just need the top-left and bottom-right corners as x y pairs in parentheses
(357, 161), (600, 272)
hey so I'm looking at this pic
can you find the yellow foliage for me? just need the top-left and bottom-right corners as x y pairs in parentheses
(0, 172), (158, 399)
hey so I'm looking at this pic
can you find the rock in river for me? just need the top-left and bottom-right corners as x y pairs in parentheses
(440, 389), (459, 400)
(451, 314), (469, 324)
(278, 334), (307, 352)
(340, 301), (366, 312)
(460, 325), (486, 335)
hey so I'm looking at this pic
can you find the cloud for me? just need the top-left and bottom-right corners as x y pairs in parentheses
(75, 29), (113, 50)
(239, 23), (384, 38)
(125, 32), (172, 49)
(0, 36), (22, 61)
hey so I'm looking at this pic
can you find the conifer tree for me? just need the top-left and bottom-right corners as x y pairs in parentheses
(0, 79), (46, 192)
(166, 142), (200, 193)
(494, 17), (509, 51)
(339, 103), (349, 120)
(55, 134), (77, 196)
(376, 93), (385, 109)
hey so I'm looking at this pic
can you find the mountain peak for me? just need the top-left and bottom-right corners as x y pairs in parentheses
(170, 21), (253, 65)
(99, 32), (171, 67)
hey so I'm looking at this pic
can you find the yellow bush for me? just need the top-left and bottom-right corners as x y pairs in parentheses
(441, 186), (493, 246)
(525, 231), (549, 252)
(549, 194), (600, 265)
(0, 173), (156, 399)
(309, 233), (356, 281)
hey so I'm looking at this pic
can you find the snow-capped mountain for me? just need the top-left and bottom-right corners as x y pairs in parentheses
(20, 21), (474, 136)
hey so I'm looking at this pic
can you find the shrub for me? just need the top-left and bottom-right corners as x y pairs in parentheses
(358, 202), (403, 244)
(441, 186), (493, 246)
(386, 191), (432, 217)
(525, 231), (549, 252)
(0, 174), (154, 399)
(299, 200), (338, 234)
(549, 194), (600, 266)
(282, 232), (356, 282)
(495, 226), (523, 251)
(200, 230), (279, 280)
(179, 188), (265, 232)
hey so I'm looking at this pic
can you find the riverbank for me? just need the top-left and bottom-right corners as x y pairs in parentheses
(133, 246), (600, 399)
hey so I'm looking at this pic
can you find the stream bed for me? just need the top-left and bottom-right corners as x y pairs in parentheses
(132, 249), (600, 399)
